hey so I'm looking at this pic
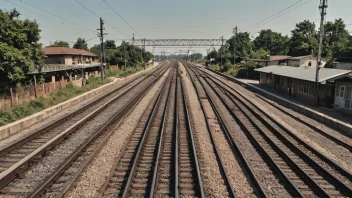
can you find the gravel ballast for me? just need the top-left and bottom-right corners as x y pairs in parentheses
(178, 63), (229, 197)
(1, 73), (162, 196)
(196, 70), (291, 197)
(200, 68), (352, 172)
(65, 69), (170, 197)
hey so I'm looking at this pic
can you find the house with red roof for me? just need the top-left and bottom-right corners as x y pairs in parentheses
(30, 47), (102, 86)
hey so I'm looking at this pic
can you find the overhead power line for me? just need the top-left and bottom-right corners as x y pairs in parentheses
(19, 0), (97, 33)
(243, 0), (312, 32)
(5, 0), (95, 35)
(74, 0), (100, 18)
(102, 0), (143, 38)
(74, 0), (129, 38)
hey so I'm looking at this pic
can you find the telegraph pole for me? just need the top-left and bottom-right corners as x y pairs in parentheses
(143, 38), (146, 70)
(233, 26), (237, 64)
(124, 43), (126, 71)
(98, 17), (105, 80)
(315, 0), (327, 105)
(220, 36), (224, 69)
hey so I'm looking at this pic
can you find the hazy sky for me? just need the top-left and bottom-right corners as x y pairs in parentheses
(1, 0), (352, 54)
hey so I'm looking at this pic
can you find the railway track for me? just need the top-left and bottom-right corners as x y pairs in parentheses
(198, 64), (352, 153)
(0, 62), (164, 176)
(0, 64), (169, 197)
(187, 63), (352, 198)
(100, 62), (204, 197)
(255, 94), (352, 152)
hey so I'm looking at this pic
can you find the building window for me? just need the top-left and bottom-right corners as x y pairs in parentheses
(308, 61), (312, 66)
(298, 81), (309, 94)
(339, 85), (345, 98)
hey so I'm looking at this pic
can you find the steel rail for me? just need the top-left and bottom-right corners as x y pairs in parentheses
(97, 67), (172, 198)
(179, 69), (205, 197)
(0, 63), (163, 159)
(194, 65), (352, 197)
(121, 70), (173, 198)
(148, 73), (174, 197)
(204, 66), (352, 151)
(186, 63), (304, 197)
(27, 67), (169, 198)
(185, 62), (267, 197)
(174, 71), (179, 198)
(0, 66), (164, 191)
(182, 62), (237, 198)
(199, 66), (352, 183)
(255, 94), (352, 152)
(219, 84), (352, 196)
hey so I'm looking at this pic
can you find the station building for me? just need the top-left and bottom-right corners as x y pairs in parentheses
(30, 47), (102, 85)
(255, 65), (352, 114)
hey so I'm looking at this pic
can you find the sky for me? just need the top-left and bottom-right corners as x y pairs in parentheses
(1, 0), (352, 55)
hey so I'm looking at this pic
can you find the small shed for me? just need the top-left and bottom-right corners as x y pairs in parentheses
(255, 66), (352, 110)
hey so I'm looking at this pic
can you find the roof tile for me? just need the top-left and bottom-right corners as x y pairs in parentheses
(42, 47), (97, 57)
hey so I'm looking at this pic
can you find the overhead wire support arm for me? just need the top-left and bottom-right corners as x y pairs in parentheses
(131, 39), (224, 46)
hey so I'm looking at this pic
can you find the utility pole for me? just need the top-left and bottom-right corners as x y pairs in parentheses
(233, 26), (238, 65)
(124, 43), (126, 71)
(98, 17), (105, 80)
(220, 36), (224, 70)
(143, 38), (146, 70)
(315, 0), (328, 105)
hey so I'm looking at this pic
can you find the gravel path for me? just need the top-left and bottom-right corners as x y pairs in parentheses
(197, 75), (291, 197)
(200, 68), (352, 172)
(1, 75), (159, 196)
(178, 63), (229, 197)
(65, 69), (170, 198)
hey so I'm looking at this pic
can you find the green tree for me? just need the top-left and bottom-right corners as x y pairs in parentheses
(104, 40), (116, 49)
(0, 9), (44, 85)
(288, 20), (318, 56)
(250, 48), (269, 59)
(73, 37), (88, 50)
(253, 29), (290, 55)
(90, 44), (100, 57)
(227, 32), (252, 60)
(323, 18), (350, 58)
(50, 40), (70, 48)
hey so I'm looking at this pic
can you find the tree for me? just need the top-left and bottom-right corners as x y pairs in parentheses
(227, 32), (252, 60)
(0, 9), (44, 85)
(250, 48), (269, 59)
(253, 29), (290, 55)
(322, 18), (350, 58)
(73, 37), (88, 50)
(90, 44), (101, 57)
(104, 40), (116, 49)
(49, 40), (70, 48)
(145, 51), (153, 62)
(288, 20), (318, 56)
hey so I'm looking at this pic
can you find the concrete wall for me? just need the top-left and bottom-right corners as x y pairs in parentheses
(287, 57), (317, 67)
(287, 60), (300, 67)
(207, 68), (352, 137)
(335, 62), (352, 70)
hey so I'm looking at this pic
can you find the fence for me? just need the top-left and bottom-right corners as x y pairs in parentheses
(0, 80), (68, 108)
(109, 65), (119, 70)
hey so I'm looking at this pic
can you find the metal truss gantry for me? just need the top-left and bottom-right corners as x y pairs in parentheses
(132, 39), (224, 46)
